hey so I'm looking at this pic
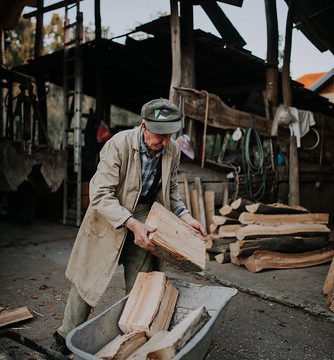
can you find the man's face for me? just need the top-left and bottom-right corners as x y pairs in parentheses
(142, 122), (172, 153)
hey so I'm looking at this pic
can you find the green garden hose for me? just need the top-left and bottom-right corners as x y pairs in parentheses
(241, 115), (266, 201)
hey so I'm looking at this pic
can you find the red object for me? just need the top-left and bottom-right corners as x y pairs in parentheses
(97, 121), (112, 143)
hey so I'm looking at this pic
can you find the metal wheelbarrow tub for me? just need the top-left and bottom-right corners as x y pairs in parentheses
(66, 280), (238, 360)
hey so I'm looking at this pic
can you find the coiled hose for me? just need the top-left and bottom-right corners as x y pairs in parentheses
(241, 115), (266, 201)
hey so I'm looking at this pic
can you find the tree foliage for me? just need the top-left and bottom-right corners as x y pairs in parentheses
(5, 17), (35, 68)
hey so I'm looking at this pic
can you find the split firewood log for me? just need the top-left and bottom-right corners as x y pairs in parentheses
(147, 307), (211, 360)
(245, 202), (309, 215)
(146, 202), (206, 272)
(118, 272), (178, 337)
(230, 236), (329, 257)
(244, 247), (334, 273)
(0, 306), (33, 327)
(235, 223), (330, 241)
(238, 212), (329, 226)
(95, 331), (146, 360)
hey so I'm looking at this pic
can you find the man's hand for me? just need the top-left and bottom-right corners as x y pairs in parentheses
(124, 217), (156, 251)
(179, 212), (207, 238)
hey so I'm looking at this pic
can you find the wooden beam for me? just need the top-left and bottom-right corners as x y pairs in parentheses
(95, 0), (102, 40)
(244, 247), (334, 273)
(180, 0), (195, 88)
(282, 2), (299, 206)
(23, 0), (82, 18)
(180, 91), (272, 137)
(169, 0), (181, 104)
(264, 0), (279, 120)
(199, 0), (246, 47)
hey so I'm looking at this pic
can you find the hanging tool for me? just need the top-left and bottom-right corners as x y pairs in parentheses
(241, 114), (266, 201)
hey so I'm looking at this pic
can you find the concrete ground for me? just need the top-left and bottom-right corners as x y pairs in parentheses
(0, 219), (333, 359)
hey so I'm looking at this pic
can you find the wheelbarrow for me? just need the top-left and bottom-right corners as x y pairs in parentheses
(66, 280), (238, 360)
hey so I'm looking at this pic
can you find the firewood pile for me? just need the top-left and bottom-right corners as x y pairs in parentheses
(206, 197), (334, 273)
(95, 272), (211, 360)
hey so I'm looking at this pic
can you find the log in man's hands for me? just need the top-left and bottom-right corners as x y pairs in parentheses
(124, 217), (156, 251)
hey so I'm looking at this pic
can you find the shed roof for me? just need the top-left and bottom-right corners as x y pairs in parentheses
(14, 16), (334, 117)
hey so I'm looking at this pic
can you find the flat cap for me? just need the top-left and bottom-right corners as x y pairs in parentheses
(141, 98), (181, 134)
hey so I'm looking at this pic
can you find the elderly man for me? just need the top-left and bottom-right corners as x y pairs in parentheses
(52, 98), (206, 354)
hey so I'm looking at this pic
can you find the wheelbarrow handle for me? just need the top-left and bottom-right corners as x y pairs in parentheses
(0, 329), (71, 360)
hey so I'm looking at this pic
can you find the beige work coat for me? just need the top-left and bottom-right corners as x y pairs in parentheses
(65, 126), (185, 307)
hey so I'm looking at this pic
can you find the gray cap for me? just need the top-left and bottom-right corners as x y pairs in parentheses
(141, 98), (181, 134)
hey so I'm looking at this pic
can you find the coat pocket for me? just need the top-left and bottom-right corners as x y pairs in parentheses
(88, 209), (110, 238)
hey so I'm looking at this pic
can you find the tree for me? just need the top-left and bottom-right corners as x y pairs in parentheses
(5, 17), (35, 67)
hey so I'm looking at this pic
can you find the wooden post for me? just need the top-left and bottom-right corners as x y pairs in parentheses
(222, 182), (229, 206)
(169, 0), (181, 104)
(204, 190), (215, 232)
(35, 0), (48, 145)
(264, 0), (278, 121)
(195, 177), (207, 229)
(191, 189), (200, 222)
(95, 0), (102, 40)
(184, 177), (192, 215)
(282, 2), (299, 206)
(180, 1), (195, 88)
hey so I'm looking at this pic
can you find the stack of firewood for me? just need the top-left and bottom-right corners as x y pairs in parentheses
(94, 272), (211, 360)
(206, 198), (334, 272)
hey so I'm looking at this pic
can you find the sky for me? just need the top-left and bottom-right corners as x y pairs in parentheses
(40, 0), (333, 80)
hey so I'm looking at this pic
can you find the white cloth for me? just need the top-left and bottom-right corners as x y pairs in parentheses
(288, 108), (315, 147)
(272, 104), (315, 147)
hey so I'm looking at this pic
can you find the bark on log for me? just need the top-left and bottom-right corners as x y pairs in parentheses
(146, 202), (206, 272)
(215, 252), (231, 264)
(236, 223), (330, 241)
(238, 212), (329, 225)
(219, 205), (240, 219)
(244, 247), (334, 273)
(230, 236), (329, 257)
(245, 202), (309, 214)
(212, 215), (239, 226)
(218, 224), (243, 238)
(231, 198), (254, 212)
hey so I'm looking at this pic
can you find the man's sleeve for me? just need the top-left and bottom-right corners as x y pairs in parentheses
(89, 140), (132, 228)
